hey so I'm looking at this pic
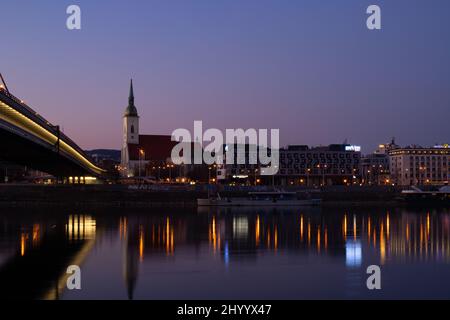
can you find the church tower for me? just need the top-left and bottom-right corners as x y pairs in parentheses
(123, 79), (139, 145)
(121, 79), (140, 176)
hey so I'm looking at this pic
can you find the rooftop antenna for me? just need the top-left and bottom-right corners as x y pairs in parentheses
(0, 73), (11, 95)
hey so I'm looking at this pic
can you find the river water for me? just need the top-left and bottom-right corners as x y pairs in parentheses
(1, 206), (449, 300)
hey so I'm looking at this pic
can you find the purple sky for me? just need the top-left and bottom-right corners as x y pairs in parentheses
(1, 0), (449, 153)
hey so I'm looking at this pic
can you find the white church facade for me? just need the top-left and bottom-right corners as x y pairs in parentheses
(120, 80), (178, 177)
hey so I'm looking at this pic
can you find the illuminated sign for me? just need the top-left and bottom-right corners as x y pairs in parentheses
(345, 145), (361, 152)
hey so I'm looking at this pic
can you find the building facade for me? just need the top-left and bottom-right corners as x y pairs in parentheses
(361, 154), (390, 185)
(389, 146), (450, 186)
(120, 80), (178, 177)
(217, 144), (263, 185)
(361, 140), (398, 185)
(216, 144), (362, 186)
(277, 144), (361, 186)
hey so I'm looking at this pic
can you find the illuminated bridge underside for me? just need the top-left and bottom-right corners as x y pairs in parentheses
(0, 91), (105, 177)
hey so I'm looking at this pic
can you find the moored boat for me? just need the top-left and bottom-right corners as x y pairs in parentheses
(401, 186), (450, 204)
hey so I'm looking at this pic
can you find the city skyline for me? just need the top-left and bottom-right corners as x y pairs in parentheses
(1, 0), (449, 152)
(1, 1), (450, 304)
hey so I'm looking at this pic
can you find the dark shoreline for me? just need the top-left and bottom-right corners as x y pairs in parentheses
(0, 184), (408, 208)
(0, 200), (404, 209)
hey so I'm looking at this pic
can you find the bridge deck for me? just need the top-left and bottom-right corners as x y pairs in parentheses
(0, 88), (105, 177)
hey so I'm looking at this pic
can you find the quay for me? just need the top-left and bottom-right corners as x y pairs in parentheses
(0, 184), (403, 208)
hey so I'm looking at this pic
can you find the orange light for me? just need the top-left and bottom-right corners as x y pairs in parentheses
(139, 228), (144, 262)
(21, 233), (27, 256)
(255, 215), (260, 247)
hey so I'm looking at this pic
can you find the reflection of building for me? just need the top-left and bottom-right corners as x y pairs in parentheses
(115, 210), (450, 273)
(120, 216), (180, 299)
(277, 144), (361, 186)
(66, 215), (96, 241)
(345, 240), (362, 267)
(389, 145), (450, 186)
(4, 208), (450, 300)
(123, 235), (139, 300)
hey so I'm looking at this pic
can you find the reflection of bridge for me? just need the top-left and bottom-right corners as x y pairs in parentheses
(0, 82), (105, 177)
(0, 214), (97, 300)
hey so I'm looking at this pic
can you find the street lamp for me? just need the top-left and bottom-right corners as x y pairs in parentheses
(307, 168), (311, 187)
(138, 148), (145, 177)
(208, 166), (212, 184)
(419, 166), (426, 186)
(316, 164), (323, 186)
(168, 164), (174, 183)
(272, 165), (278, 188)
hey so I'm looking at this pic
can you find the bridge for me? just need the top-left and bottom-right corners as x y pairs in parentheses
(0, 79), (105, 179)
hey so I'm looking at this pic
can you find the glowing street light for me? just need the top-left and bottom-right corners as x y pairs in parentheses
(138, 148), (145, 177)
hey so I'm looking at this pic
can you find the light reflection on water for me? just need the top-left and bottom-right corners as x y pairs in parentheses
(1, 206), (450, 299)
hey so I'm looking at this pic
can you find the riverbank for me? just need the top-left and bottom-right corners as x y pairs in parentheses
(0, 184), (406, 208)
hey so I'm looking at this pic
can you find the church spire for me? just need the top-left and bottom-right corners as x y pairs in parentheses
(124, 79), (138, 117)
(129, 79), (134, 104)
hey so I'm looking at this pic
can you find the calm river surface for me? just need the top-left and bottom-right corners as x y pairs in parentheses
(1, 206), (450, 299)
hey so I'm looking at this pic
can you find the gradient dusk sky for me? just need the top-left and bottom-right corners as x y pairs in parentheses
(1, 0), (449, 152)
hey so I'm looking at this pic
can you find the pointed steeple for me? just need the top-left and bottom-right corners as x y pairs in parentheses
(124, 79), (138, 117)
(129, 79), (134, 104)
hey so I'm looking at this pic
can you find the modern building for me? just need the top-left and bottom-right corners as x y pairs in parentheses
(277, 144), (362, 186)
(216, 143), (362, 186)
(389, 145), (450, 186)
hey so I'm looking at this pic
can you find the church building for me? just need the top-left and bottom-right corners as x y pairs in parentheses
(121, 80), (177, 177)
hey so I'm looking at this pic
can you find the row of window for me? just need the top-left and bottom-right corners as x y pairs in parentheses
(281, 159), (359, 165)
(279, 169), (360, 176)
(281, 163), (358, 170)
(408, 156), (448, 161)
(281, 153), (360, 160)
(401, 174), (449, 179)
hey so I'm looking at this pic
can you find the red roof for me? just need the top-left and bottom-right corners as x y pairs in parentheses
(128, 135), (178, 162)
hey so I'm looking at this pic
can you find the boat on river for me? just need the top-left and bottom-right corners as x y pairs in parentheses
(401, 186), (450, 204)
